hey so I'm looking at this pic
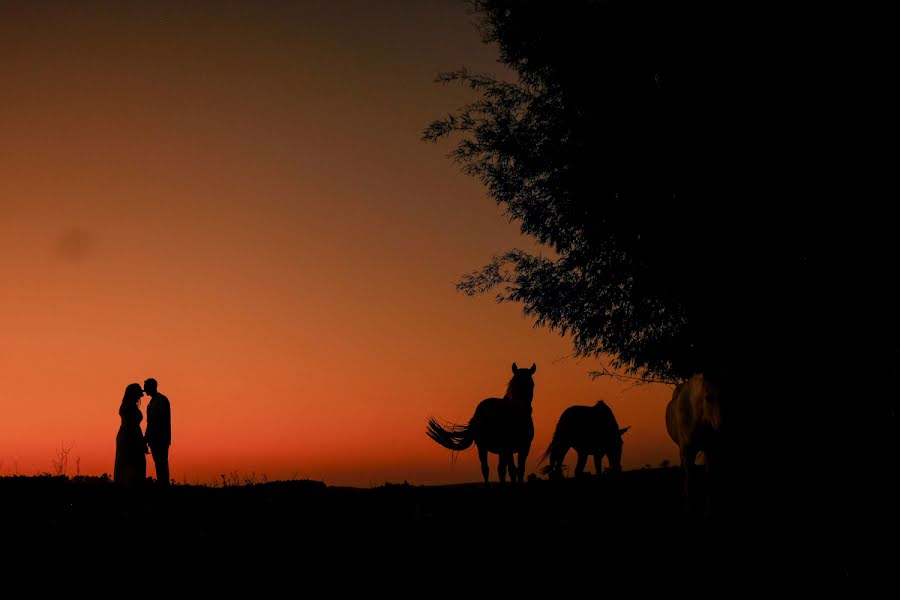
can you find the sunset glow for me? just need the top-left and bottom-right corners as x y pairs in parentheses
(0, 1), (674, 487)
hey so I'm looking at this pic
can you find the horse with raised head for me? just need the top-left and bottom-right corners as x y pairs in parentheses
(427, 362), (536, 484)
(539, 401), (631, 479)
(666, 373), (723, 515)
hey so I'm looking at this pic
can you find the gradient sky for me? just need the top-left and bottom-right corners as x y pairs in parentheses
(0, 0), (675, 487)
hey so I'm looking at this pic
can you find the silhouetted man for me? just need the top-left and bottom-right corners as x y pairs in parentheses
(143, 378), (171, 486)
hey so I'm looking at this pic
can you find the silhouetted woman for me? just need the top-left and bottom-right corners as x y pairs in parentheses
(114, 383), (147, 485)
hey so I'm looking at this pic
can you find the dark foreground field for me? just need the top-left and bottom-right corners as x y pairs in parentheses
(2, 467), (891, 592)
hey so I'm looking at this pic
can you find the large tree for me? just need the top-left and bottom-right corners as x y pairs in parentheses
(425, 1), (895, 477)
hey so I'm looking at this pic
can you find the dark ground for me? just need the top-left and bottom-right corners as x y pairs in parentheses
(2, 467), (893, 593)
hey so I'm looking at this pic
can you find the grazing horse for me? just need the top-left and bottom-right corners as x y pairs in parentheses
(666, 373), (722, 515)
(427, 363), (536, 484)
(539, 401), (631, 479)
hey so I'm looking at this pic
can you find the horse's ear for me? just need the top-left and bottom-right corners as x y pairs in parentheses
(529, 363), (536, 374)
(619, 426), (631, 436)
(512, 362), (518, 373)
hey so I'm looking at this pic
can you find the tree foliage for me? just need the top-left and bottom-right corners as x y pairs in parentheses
(425, 0), (896, 395)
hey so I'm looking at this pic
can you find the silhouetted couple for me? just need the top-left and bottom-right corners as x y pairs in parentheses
(113, 378), (171, 487)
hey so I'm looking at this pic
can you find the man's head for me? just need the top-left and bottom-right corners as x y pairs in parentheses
(143, 378), (158, 395)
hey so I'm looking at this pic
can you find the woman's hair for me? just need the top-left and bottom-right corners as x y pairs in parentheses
(121, 383), (144, 410)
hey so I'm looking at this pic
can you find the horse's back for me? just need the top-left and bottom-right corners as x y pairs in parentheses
(558, 404), (592, 425)
(472, 397), (533, 450)
(556, 403), (618, 450)
(473, 397), (505, 422)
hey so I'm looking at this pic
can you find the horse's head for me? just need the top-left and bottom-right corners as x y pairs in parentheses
(605, 425), (631, 473)
(507, 362), (536, 408)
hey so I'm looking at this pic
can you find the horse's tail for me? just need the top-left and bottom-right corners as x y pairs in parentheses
(426, 417), (474, 451)
(536, 445), (551, 467)
(537, 420), (564, 466)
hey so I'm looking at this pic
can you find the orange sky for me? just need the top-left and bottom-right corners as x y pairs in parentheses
(0, 0), (675, 487)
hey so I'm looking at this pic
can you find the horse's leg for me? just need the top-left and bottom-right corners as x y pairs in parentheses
(703, 463), (713, 521)
(478, 444), (490, 484)
(593, 453), (604, 476)
(549, 446), (567, 480)
(515, 446), (529, 483)
(497, 453), (509, 483)
(680, 446), (697, 516)
(703, 447), (717, 521)
(574, 451), (588, 478)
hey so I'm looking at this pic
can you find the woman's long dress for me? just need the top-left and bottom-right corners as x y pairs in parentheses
(114, 403), (147, 485)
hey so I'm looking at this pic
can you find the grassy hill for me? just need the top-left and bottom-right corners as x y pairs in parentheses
(1, 467), (887, 591)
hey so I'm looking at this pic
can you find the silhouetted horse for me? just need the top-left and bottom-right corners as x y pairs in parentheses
(538, 401), (631, 479)
(666, 373), (722, 516)
(427, 363), (536, 484)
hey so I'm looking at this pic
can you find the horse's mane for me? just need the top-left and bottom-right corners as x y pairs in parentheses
(691, 372), (721, 394)
(504, 377), (516, 399)
(504, 372), (532, 400)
